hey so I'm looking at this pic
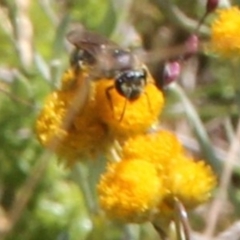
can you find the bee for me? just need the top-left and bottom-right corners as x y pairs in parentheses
(67, 28), (149, 121)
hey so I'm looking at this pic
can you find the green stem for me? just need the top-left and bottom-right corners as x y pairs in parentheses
(72, 163), (96, 214)
(169, 83), (222, 175)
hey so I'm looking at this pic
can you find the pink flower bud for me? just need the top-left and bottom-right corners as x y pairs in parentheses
(185, 34), (199, 56)
(163, 61), (181, 86)
(207, 0), (218, 13)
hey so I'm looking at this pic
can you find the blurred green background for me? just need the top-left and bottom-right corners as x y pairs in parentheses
(0, 0), (240, 239)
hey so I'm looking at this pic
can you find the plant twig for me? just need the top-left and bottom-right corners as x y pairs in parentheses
(203, 118), (240, 238)
(0, 151), (52, 240)
(0, 86), (35, 108)
(155, 0), (209, 36)
(174, 198), (191, 240)
(14, 0), (34, 69)
(169, 83), (222, 175)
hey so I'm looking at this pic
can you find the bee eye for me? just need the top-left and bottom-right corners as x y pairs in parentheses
(70, 49), (80, 66)
(114, 69), (147, 100)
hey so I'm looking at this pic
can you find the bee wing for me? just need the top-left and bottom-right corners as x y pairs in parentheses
(67, 28), (118, 58)
(67, 28), (142, 78)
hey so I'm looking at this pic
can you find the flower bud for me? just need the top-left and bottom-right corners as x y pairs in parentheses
(184, 34), (199, 58)
(162, 61), (181, 86)
(196, 0), (218, 33)
(207, 0), (219, 13)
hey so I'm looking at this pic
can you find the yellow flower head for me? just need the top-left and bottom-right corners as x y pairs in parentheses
(122, 130), (183, 171)
(94, 75), (165, 138)
(60, 68), (77, 90)
(36, 90), (109, 165)
(98, 159), (163, 222)
(36, 91), (73, 146)
(210, 7), (240, 57)
(162, 154), (217, 210)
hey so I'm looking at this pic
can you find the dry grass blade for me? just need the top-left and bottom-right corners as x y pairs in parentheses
(204, 118), (240, 238)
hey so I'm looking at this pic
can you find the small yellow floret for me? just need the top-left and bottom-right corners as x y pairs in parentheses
(36, 91), (73, 146)
(122, 130), (183, 171)
(210, 7), (240, 57)
(94, 77), (165, 138)
(163, 154), (217, 209)
(60, 68), (76, 90)
(36, 90), (109, 165)
(98, 159), (163, 222)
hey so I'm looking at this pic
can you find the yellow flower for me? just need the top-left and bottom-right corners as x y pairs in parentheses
(94, 75), (165, 138)
(98, 159), (163, 222)
(60, 68), (77, 90)
(36, 90), (109, 165)
(36, 91), (73, 146)
(122, 130), (183, 171)
(210, 7), (240, 57)
(162, 154), (217, 210)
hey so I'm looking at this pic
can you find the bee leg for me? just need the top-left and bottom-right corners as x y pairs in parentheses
(143, 91), (153, 114)
(119, 89), (133, 122)
(106, 86), (115, 119)
(119, 98), (128, 122)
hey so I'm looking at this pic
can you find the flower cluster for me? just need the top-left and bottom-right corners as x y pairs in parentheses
(36, 67), (164, 165)
(98, 130), (216, 222)
(36, 34), (216, 226)
(36, 69), (111, 165)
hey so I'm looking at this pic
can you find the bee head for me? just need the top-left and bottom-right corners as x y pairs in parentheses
(114, 68), (147, 100)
